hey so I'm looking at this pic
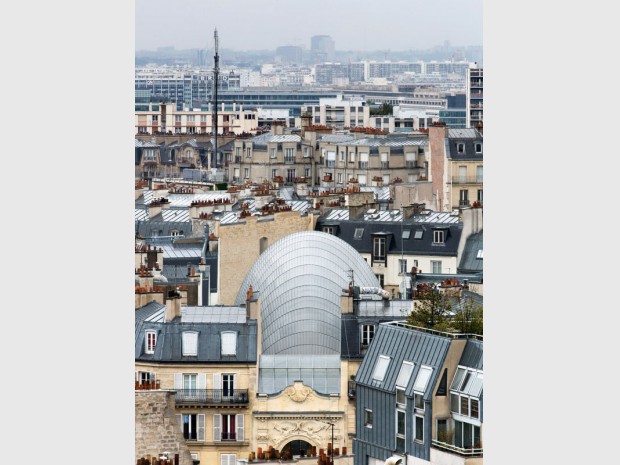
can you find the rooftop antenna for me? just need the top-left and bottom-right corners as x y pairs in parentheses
(212, 28), (220, 169)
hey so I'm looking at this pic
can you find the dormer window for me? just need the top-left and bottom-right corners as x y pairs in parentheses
(433, 230), (445, 244)
(373, 237), (386, 261)
(221, 331), (237, 356)
(475, 142), (482, 153)
(145, 330), (157, 354)
(457, 143), (465, 154)
(182, 331), (198, 356)
(323, 226), (334, 235)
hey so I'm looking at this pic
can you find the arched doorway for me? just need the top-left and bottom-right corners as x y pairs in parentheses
(282, 439), (313, 458)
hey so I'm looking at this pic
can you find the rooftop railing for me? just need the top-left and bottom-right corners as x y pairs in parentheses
(385, 321), (483, 340)
(432, 440), (483, 457)
(175, 389), (249, 405)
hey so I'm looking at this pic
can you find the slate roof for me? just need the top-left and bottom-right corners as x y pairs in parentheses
(355, 323), (451, 400)
(135, 302), (258, 363)
(459, 339), (483, 370)
(446, 128), (483, 160)
(316, 215), (462, 257)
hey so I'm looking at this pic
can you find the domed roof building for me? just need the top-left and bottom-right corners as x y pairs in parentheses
(235, 231), (381, 395)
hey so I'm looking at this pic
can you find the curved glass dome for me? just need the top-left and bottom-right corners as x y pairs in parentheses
(235, 231), (379, 356)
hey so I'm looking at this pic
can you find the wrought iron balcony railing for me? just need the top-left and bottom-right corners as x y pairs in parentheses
(174, 389), (249, 405)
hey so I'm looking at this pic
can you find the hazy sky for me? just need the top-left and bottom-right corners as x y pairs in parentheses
(136, 0), (482, 51)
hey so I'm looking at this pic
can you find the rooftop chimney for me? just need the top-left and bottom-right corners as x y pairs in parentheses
(165, 289), (182, 322)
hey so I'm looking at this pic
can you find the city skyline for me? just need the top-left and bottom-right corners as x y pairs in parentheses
(136, 0), (483, 52)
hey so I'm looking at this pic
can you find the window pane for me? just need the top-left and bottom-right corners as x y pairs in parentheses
(415, 416), (424, 442)
(396, 388), (406, 406)
(460, 396), (469, 416)
(470, 399), (479, 418)
(395, 362), (414, 388)
(413, 366), (432, 392)
(450, 368), (466, 390)
(473, 425), (481, 448)
(372, 355), (390, 381)
(450, 394), (459, 413)
(397, 410), (406, 435)
(464, 422), (473, 448)
(414, 393), (424, 410)
(454, 421), (463, 448)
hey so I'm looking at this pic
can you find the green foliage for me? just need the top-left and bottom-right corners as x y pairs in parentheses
(369, 103), (394, 116)
(215, 182), (228, 191)
(406, 283), (452, 329)
(406, 284), (483, 335)
(452, 296), (483, 335)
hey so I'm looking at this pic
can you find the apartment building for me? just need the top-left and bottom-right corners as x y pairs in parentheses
(465, 66), (483, 129)
(302, 96), (370, 129)
(353, 322), (483, 465)
(136, 102), (259, 136)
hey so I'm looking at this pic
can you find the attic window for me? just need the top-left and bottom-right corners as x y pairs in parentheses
(354, 228), (364, 239)
(145, 330), (157, 354)
(433, 230), (445, 244)
(457, 143), (465, 154)
(475, 143), (482, 153)
(372, 355), (391, 382)
(413, 230), (423, 239)
(182, 331), (198, 356)
(402, 230), (411, 240)
(476, 249), (483, 259)
(221, 331), (237, 356)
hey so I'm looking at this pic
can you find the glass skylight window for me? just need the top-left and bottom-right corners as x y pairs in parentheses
(463, 372), (483, 397)
(402, 230), (411, 240)
(354, 228), (364, 239)
(395, 361), (414, 388)
(450, 367), (466, 391)
(372, 355), (390, 382)
(414, 230), (423, 239)
(413, 366), (433, 392)
(476, 249), (483, 259)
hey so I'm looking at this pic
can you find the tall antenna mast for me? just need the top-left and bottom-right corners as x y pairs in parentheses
(213, 28), (220, 169)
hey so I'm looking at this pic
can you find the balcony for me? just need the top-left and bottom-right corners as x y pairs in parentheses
(380, 162), (389, 169)
(451, 177), (483, 185)
(325, 160), (335, 168)
(220, 432), (240, 441)
(432, 440), (483, 459)
(459, 200), (470, 207)
(285, 157), (296, 165)
(174, 389), (249, 405)
(358, 162), (368, 169)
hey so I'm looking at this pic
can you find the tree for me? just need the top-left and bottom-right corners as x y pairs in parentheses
(451, 295), (483, 335)
(406, 283), (453, 329)
(369, 102), (394, 116)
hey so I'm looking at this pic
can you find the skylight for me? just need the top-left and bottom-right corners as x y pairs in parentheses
(476, 249), (483, 259)
(395, 361), (414, 388)
(354, 228), (364, 239)
(372, 355), (391, 382)
(413, 366), (433, 392)
(402, 230), (411, 240)
(414, 230), (423, 239)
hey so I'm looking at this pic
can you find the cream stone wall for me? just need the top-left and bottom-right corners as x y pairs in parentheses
(135, 362), (257, 465)
(216, 211), (315, 305)
(252, 380), (355, 454)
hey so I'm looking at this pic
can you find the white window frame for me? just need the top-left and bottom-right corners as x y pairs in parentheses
(221, 331), (237, 356)
(399, 259), (407, 274)
(396, 409), (406, 452)
(431, 260), (442, 274)
(145, 330), (157, 354)
(373, 237), (386, 261)
(395, 361), (414, 389)
(372, 355), (391, 382)
(270, 148), (277, 159)
(433, 230), (445, 244)
(414, 414), (424, 443)
(364, 409), (373, 428)
(221, 454), (236, 465)
(244, 168), (249, 179)
(182, 331), (198, 356)
(361, 324), (375, 346)
(413, 365), (433, 392)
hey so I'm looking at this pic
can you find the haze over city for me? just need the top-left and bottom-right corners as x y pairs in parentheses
(136, 0), (483, 52)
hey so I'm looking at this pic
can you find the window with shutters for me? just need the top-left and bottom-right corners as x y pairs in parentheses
(177, 413), (205, 441)
(145, 330), (157, 354)
(221, 332), (237, 356)
(182, 332), (198, 356)
(214, 414), (244, 441)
